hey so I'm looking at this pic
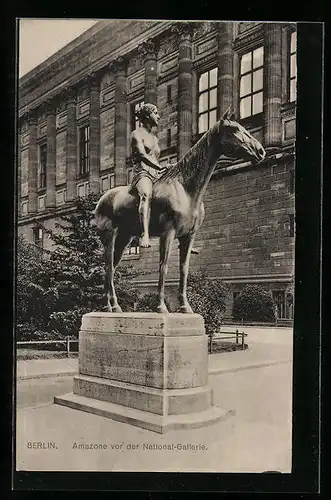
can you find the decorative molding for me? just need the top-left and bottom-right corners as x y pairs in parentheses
(38, 123), (47, 139)
(193, 21), (217, 40)
(20, 133), (29, 147)
(101, 87), (115, 107)
(109, 56), (128, 74)
(56, 111), (67, 130)
(158, 34), (177, 59)
(233, 24), (264, 53)
(194, 35), (217, 59)
(159, 55), (178, 75)
(138, 38), (158, 60)
(128, 70), (145, 91)
(171, 22), (195, 40)
(77, 99), (90, 119)
(26, 110), (38, 126)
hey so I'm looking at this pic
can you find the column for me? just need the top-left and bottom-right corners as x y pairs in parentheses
(139, 39), (158, 105)
(65, 88), (78, 202)
(88, 72), (101, 194)
(216, 22), (234, 118)
(27, 111), (38, 213)
(172, 23), (194, 159)
(45, 100), (56, 208)
(111, 57), (128, 186)
(263, 23), (283, 152)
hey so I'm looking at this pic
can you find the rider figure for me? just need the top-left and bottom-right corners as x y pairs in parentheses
(129, 102), (199, 254)
(129, 103), (167, 248)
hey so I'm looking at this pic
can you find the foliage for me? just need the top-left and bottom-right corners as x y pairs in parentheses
(186, 270), (229, 336)
(232, 284), (276, 322)
(17, 194), (139, 340)
(135, 292), (170, 312)
(285, 278), (294, 306)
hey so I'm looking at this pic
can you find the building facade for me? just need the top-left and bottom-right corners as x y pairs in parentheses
(18, 20), (296, 320)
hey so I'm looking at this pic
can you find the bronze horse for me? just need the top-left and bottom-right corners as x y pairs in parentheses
(94, 108), (266, 313)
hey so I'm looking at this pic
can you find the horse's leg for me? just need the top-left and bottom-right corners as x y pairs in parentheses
(108, 232), (133, 312)
(178, 233), (196, 313)
(157, 229), (175, 313)
(103, 229), (118, 312)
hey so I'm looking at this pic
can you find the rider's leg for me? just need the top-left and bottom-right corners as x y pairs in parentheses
(136, 177), (153, 248)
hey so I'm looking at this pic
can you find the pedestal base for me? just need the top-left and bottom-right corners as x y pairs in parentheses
(54, 313), (230, 433)
(54, 393), (229, 434)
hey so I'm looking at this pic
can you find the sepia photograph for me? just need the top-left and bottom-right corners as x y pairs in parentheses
(14, 18), (318, 481)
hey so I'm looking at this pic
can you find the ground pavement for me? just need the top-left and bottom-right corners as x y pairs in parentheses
(15, 326), (293, 473)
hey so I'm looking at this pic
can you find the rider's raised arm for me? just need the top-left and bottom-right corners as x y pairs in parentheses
(130, 130), (163, 171)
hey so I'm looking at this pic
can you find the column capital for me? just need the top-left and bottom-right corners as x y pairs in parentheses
(171, 22), (195, 41)
(26, 109), (38, 126)
(58, 86), (77, 105)
(138, 38), (158, 60)
(109, 56), (128, 74)
(41, 98), (56, 116)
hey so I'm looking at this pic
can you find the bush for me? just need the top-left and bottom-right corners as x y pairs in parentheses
(186, 271), (229, 336)
(135, 292), (171, 312)
(17, 194), (140, 340)
(232, 285), (276, 322)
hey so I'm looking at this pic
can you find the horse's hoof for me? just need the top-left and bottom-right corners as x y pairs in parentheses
(140, 235), (151, 248)
(157, 304), (169, 314)
(112, 305), (123, 313)
(178, 305), (193, 314)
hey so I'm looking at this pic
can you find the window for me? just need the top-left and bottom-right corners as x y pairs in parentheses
(21, 201), (28, 215)
(33, 227), (44, 248)
(56, 189), (67, 206)
(289, 31), (297, 102)
(38, 143), (47, 189)
(272, 291), (293, 320)
(126, 237), (140, 256)
(38, 195), (46, 211)
(79, 125), (90, 176)
(198, 67), (218, 134)
(239, 46), (264, 119)
(77, 181), (89, 198)
(100, 173), (115, 193)
(166, 129), (171, 148)
(167, 84), (172, 104)
(131, 100), (144, 131)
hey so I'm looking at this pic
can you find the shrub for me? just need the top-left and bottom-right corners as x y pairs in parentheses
(232, 284), (276, 322)
(135, 292), (171, 312)
(17, 194), (140, 340)
(186, 270), (229, 336)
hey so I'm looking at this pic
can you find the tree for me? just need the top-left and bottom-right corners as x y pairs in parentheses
(17, 194), (139, 340)
(232, 284), (276, 323)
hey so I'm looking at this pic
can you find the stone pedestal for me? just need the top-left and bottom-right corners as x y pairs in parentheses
(55, 313), (227, 433)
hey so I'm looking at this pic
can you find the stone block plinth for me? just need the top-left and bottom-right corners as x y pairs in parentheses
(55, 312), (228, 433)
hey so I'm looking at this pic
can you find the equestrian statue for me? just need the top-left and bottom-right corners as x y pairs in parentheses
(94, 104), (266, 314)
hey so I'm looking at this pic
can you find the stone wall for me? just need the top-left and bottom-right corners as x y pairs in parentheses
(128, 159), (295, 282)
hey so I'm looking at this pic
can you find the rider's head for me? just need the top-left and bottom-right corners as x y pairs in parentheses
(136, 103), (160, 126)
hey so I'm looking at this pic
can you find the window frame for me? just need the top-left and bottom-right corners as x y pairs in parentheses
(197, 66), (218, 136)
(78, 124), (90, 177)
(238, 45), (264, 121)
(38, 143), (47, 190)
(288, 30), (297, 103)
(131, 99), (144, 132)
(33, 227), (44, 248)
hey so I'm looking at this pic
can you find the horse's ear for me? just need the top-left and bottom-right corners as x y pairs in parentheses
(221, 106), (235, 121)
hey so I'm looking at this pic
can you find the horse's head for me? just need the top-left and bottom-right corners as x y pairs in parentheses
(218, 107), (266, 164)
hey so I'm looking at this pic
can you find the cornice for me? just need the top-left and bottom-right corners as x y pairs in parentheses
(109, 56), (129, 74)
(19, 21), (171, 119)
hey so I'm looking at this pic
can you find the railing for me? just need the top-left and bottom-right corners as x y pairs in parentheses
(209, 329), (247, 354)
(17, 337), (79, 357)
